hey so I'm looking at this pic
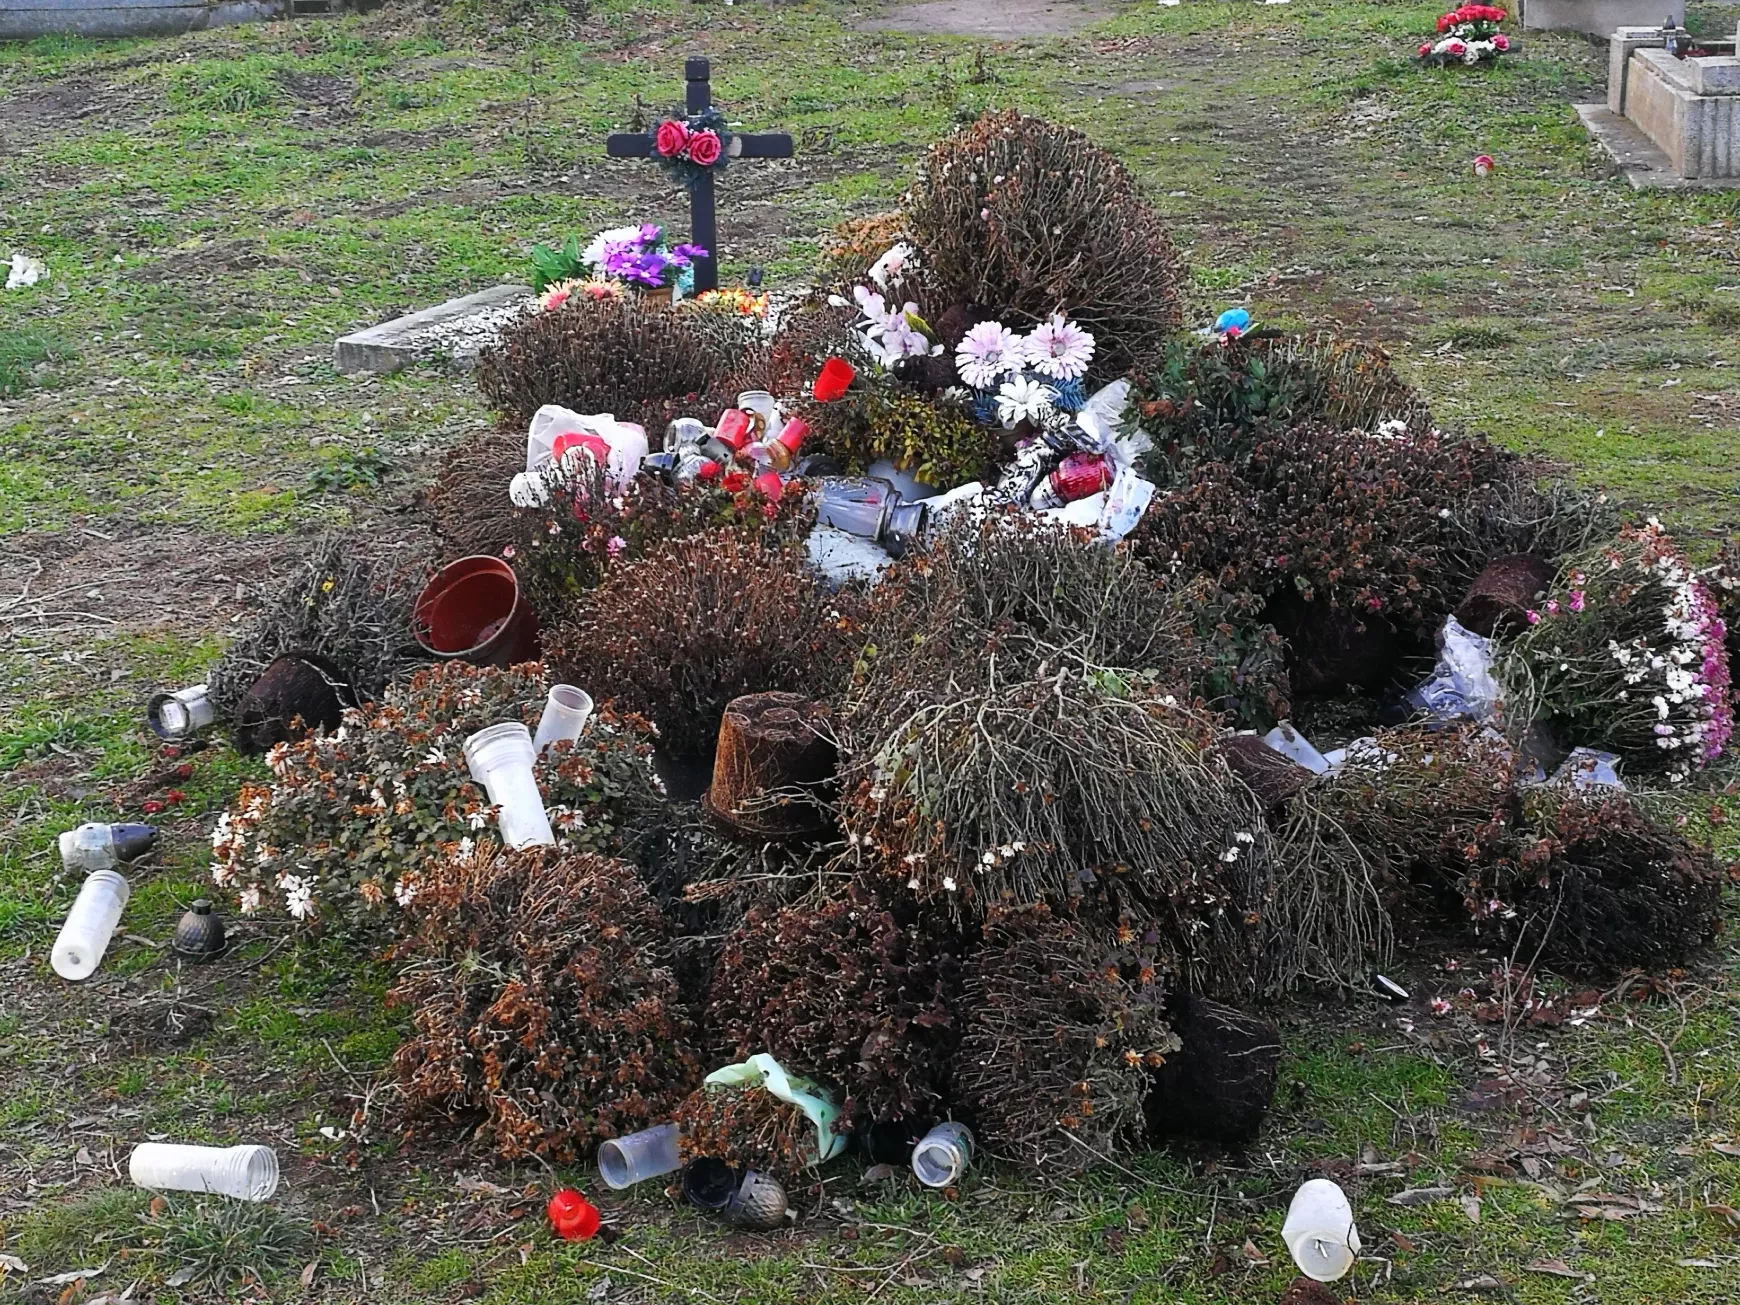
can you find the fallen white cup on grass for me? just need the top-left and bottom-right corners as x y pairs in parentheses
(1282, 1178), (1361, 1282)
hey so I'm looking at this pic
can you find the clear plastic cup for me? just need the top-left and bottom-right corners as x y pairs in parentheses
(147, 684), (214, 740)
(52, 869), (131, 981)
(911, 1122), (974, 1188)
(462, 722), (554, 849)
(531, 685), (594, 758)
(129, 1143), (279, 1202)
(1282, 1178), (1361, 1282)
(597, 1122), (681, 1190)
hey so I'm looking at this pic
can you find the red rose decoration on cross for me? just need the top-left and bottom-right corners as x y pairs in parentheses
(655, 119), (691, 158)
(686, 130), (723, 167)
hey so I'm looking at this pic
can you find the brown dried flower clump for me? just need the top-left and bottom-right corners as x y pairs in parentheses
(954, 903), (1180, 1172)
(391, 843), (701, 1162)
(672, 1084), (817, 1184)
(703, 884), (968, 1128)
(547, 531), (862, 755)
(475, 293), (757, 430)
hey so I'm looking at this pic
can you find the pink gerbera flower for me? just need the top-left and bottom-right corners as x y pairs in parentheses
(1023, 314), (1096, 381)
(955, 320), (1020, 389)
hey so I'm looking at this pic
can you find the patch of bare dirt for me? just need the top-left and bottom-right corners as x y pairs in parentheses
(123, 238), (287, 285)
(2, 524), (330, 645)
(860, 0), (1116, 37)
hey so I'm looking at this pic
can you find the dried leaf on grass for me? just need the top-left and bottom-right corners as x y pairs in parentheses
(1525, 1258), (1593, 1281)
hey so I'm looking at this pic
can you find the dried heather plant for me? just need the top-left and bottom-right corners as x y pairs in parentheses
(672, 1084), (816, 1183)
(475, 294), (756, 429)
(546, 531), (863, 755)
(206, 534), (421, 722)
(704, 884), (968, 1127)
(905, 110), (1186, 377)
(1497, 790), (1726, 977)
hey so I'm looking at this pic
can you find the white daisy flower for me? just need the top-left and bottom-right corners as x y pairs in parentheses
(995, 375), (1056, 428)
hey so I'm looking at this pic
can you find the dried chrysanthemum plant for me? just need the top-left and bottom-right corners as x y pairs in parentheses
(209, 661), (664, 926)
(391, 843), (700, 1161)
(1494, 522), (1733, 783)
(546, 531), (863, 756)
(703, 884), (968, 1128)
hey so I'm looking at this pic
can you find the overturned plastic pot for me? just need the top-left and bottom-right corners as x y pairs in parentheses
(681, 1157), (738, 1212)
(233, 652), (355, 756)
(412, 556), (538, 668)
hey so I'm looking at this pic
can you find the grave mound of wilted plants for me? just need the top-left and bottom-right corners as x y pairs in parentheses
(188, 109), (1736, 1181)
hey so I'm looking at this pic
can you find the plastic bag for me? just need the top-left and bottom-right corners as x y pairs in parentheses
(1098, 468), (1156, 542)
(1550, 747), (1624, 791)
(1262, 722), (1331, 775)
(704, 1053), (847, 1166)
(524, 405), (648, 489)
(1407, 617), (1501, 723)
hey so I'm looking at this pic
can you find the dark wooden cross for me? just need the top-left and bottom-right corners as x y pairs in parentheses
(605, 57), (794, 294)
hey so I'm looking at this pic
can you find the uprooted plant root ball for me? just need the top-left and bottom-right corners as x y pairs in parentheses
(954, 903), (1180, 1173)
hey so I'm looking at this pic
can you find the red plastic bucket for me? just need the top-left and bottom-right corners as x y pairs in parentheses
(413, 556), (538, 666)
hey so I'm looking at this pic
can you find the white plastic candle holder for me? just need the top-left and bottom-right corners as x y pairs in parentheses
(129, 1143), (280, 1202)
(52, 869), (131, 981)
(462, 722), (555, 849)
(1282, 1178), (1361, 1282)
(531, 685), (594, 758)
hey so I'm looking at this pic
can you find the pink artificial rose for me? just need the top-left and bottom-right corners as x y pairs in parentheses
(1447, 39), (1467, 54)
(686, 129), (723, 167)
(1492, 32), (1510, 50)
(655, 119), (691, 158)
(1546, 599), (1559, 615)
(1525, 609), (1540, 624)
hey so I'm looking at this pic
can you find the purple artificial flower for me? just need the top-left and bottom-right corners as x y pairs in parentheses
(626, 252), (670, 286)
(669, 243), (709, 267)
(638, 223), (662, 248)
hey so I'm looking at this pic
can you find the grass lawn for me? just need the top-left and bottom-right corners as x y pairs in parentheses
(2, 0), (1739, 1300)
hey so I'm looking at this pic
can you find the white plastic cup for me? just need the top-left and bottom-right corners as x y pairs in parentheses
(1282, 1178), (1362, 1282)
(911, 1122), (974, 1188)
(462, 722), (555, 849)
(531, 685), (594, 758)
(597, 1122), (681, 1190)
(736, 390), (784, 443)
(147, 684), (214, 740)
(129, 1143), (279, 1202)
(52, 869), (131, 981)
